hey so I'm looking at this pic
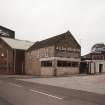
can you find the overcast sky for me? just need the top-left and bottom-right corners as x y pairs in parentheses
(0, 0), (105, 55)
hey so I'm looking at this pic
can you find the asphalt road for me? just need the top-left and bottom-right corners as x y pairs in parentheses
(0, 76), (105, 105)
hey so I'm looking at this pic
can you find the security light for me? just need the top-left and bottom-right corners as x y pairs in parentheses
(1, 53), (4, 57)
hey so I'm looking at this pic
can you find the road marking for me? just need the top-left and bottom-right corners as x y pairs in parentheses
(30, 89), (63, 100)
(8, 83), (23, 88)
(8, 82), (63, 100)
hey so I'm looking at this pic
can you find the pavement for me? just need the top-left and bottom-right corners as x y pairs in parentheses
(20, 74), (105, 95)
(0, 77), (105, 105)
(0, 74), (36, 79)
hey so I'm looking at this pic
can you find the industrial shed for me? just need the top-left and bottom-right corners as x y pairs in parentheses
(25, 31), (81, 76)
(0, 37), (34, 74)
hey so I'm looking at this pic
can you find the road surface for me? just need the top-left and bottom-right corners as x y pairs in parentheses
(0, 76), (105, 105)
(0, 96), (12, 105)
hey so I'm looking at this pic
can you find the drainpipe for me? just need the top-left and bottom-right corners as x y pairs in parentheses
(53, 58), (57, 76)
(14, 49), (16, 74)
(6, 50), (9, 73)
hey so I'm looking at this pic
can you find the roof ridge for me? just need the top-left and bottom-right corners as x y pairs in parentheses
(38, 31), (67, 42)
(28, 30), (81, 50)
(1, 36), (34, 43)
(0, 37), (34, 50)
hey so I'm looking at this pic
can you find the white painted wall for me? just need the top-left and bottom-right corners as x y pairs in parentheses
(91, 62), (95, 74)
(95, 60), (105, 73)
(90, 60), (105, 73)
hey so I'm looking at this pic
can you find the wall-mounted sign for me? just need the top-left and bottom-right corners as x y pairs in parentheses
(0, 26), (15, 38)
(56, 46), (80, 52)
(0, 30), (9, 37)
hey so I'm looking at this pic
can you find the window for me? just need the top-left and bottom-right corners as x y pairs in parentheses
(41, 61), (52, 67)
(57, 61), (79, 67)
(72, 62), (79, 67)
(57, 61), (71, 67)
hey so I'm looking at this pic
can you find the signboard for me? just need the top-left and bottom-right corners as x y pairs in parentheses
(56, 46), (80, 52)
(55, 46), (80, 58)
(0, 26), (15, 38)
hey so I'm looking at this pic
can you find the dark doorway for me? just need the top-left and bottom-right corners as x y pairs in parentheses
(80, 62), (89, 74)
(14, 50), (25, 75)
(99, 64), (103, 73)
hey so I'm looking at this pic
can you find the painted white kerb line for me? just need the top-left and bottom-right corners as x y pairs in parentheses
(9, 83), (23, 88)
(30, 89), (63, 100)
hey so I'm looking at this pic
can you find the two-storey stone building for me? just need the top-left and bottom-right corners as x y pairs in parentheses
(25, 31), (81, 76)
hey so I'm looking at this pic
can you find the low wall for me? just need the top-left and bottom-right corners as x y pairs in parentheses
(56, 67), (79, 76)
(41, 67), (54, 76)
(40, 67), (79, 76)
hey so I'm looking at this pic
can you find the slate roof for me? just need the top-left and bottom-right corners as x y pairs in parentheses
(29, 31), (81, 51)
(1, 37), (34, 50)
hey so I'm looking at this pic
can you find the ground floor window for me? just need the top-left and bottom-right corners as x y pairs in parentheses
(41, 61), (52, 67)
(57, 61), (79, 67)
(57, 61), (71, 67)
(72, 62), (79, 67)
